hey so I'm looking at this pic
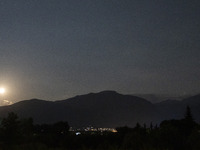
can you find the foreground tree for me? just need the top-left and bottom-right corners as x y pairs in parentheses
(185, 106), (194, 122)
(0, 112), (20, 144)
(183, 106), (197, 136)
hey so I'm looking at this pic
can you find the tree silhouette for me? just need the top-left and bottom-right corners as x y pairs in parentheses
(19, 118), (34, 140)
(0, 112), (20, 144)
(183, 106), (197, 139)
(184, 105), (194, 122)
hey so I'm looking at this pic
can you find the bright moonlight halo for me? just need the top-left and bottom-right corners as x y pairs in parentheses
(0, 88), (5, 94)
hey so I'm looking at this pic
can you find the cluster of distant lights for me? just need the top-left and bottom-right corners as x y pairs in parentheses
(69, 127), (117, 133)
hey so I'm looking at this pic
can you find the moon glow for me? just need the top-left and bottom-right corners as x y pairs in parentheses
(0, 88), (5, 94)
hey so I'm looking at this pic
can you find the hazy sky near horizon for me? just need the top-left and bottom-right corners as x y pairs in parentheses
(0, 0), (200, 103)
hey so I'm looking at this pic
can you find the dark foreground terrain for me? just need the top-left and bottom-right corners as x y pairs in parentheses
(0, 106), (200, 150)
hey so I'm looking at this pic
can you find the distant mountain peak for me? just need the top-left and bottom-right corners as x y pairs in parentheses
(182, 93), (200, 104)
(13, 98), (52, 106)
(98, 90), (119, 95)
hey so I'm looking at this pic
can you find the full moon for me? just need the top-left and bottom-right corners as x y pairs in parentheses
(0, 88), (5, 94)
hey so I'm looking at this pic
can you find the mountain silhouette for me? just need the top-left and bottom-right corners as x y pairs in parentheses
(155, 94), (200, 122)
(0, 91), (199, 127)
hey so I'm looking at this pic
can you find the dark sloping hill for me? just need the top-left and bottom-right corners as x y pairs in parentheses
(155, 94), (200, 122)
(182, 94), (200, 105)
(182, 94), (200, 122)
(55, 91), (160, 127)
(0, 91), (160, 127)
(155, 100), (184, 120)
(0, 99), (61, 124)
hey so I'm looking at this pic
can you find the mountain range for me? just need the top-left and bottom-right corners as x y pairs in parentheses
(0, 91), (199, 128)
(133, 93), (191, 103)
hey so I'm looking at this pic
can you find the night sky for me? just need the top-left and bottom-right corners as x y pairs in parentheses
(0, 0), (200, 103)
